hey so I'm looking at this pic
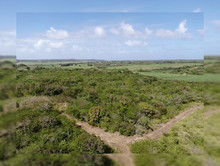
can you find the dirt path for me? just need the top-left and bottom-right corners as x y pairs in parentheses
(62, 113), (131, 153)
(61, 104), (203, 166)
(204, 109), (220, 119)
(143, 104), (204, 140)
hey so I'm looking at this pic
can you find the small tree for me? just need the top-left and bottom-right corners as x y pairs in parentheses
(138, 102), (156, 118)
(88, 106), (102, 125)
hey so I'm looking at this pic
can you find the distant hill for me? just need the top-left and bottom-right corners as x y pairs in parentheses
(204, 55), (220, 60)
(0, 55), (16, 59)
(16, 59), (105, 63)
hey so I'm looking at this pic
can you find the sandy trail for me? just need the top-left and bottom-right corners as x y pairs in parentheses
(62, 104), (203, 166)
(143, 104), (204, 140)
(62, 113), (131, 153)
(204, 109), (220, 119)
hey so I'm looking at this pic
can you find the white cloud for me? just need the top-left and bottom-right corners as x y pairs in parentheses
(49, 42), (64, 49)
(17, 37), (85, 59)
(156, 29), (174, 38)
(155, 20), (191, 39)
(0, 30), (16, 55)
(176, 19), (188, 33)
(145, 28), (153, 35)
(46, 27), (69, 39)
(110, 28), (120, 35)
(0, 30), (16, 37)
(197, 26), (207, 36)
(212, 20), (220, 30)
(34, 39), (45, 49)
(193, 8), (201, 13)
(72, 44), (83, 51)
(125, 40), (141, 46)
(94, 26), (106, 37)
(17, 40), (35, 54)
(34, 39), (63, 50)
(120, 22), (136, 36)
(144, 42), (148, 46)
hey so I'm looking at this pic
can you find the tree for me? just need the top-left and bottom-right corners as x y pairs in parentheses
(88, 106), (102, 125)
(138, 102), (157, 118)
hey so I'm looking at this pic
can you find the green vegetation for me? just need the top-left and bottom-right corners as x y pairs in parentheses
(16, 104), (113, 155)
(0, 60), (115, 165)
(130, 57), (220, 166)
(131, 107), (220, 166)
(204, 108), (220, 165)
(138, 72), (205, 82)
(0, 60), (16, 165)
(136, 58), (220, 82)
(18, 59), (208, 82)
(16, 68), (203, 136)
(142, 65), (204, 75)
(18, 59), (203, 72)
(2, 57), (219, 165)
(134, 154), (203, 166)
(139, 72), (220, 82)
(107, 62), (202, 71)
(131, 109), (204, 155)
(5, 154), (115, 166)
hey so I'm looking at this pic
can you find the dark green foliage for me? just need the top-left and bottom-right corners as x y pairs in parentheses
(0, 132), (16, 161)
(17, 68), (203, 136)
(0, 67), (16, 162)
(1, 67), (114, 164)
(60, 63), (74, 66)
(17, 64), (30, 70)
(88, 106), (102, 125)
(5, 154), (115, 166)
(15, 107), (113, 155)
(0, 69), (15, 100)
(139, 65), (204, 75)
(0, 105), (3, 113)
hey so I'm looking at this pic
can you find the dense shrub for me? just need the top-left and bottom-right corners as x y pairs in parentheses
(17, 68), (203, 136)
(15, 107), (113, 156)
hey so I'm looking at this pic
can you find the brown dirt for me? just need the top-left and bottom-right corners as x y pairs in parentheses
(204, 110), (220, 119)
(61, 104), (203, 166)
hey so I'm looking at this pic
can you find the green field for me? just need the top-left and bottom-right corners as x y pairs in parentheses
(18, 59), (219, 83)
(138, 72), (220, 82)
(131, 106), (220, 166)
(107, 63), (202, 71)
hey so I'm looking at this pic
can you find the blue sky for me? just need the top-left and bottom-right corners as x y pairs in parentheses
(0, 0), (219, 60)
(16, 12), (203, 60)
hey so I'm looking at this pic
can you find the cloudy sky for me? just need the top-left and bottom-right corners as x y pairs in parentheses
(0, 0), (219, 60)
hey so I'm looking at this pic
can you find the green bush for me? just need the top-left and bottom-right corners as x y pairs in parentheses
(16, 68), (203, 136)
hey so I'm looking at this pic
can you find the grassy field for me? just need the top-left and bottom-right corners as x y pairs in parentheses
(18, 60), (203, 71)
(17, 62), (95, 70)
(139, 72), (220, 82)
(107, 63), (202, 71)
(131, 106), (220, 166)
(18, 60), (214, 83)
(204, 107), (220, 165)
